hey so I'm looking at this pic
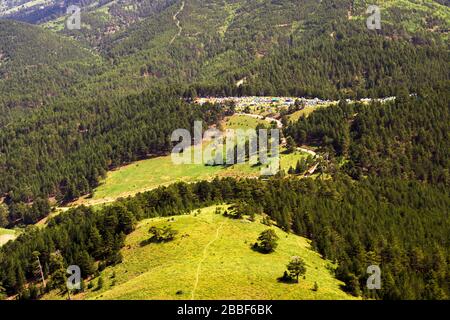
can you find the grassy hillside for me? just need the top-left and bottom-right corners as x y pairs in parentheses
(86, 148), (308, 206)
(2, 0), (449, 108)
(3, 177), (447, 300)
(80, 114), (308, 205)
(87, 152), (224, 205)
(225, 114), (267, 130)
(55, 205), (355, 300)
(0, 228), (16, 246)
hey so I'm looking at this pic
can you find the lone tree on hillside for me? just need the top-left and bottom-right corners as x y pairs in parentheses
(286, 256), (306, 283)
(253, 229), (279, 253)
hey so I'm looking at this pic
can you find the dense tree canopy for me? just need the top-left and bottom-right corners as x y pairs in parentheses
(286, 90), (450, 185)
(0, 88), (231, 226)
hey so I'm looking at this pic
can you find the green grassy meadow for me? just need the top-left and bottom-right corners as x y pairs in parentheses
(225, 114), (267, 130)
(0, 228), (17, 246)
(288, 103), (335, 122)
(55, 206), (355, 300)
(89, 147), (307, 204)
(90, 153), (223, 203)
(85, 115), (308, 205)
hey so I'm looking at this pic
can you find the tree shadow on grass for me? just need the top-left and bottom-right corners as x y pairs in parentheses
(140, 236), (177, 247)
(139, 238), (153, 247)
(250, 243), (273, 254)
(277, 272), (299, 284)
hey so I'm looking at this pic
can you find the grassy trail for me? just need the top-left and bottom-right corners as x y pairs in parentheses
(192, 222), (225, 300)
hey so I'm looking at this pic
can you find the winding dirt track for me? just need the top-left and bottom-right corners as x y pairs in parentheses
(297, 147), (317, 157)
(170, 1), (185, 44)
(191, 222), (224, 300)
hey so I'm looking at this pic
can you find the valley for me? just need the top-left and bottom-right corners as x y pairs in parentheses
(0, 0), (448, 303)
(71, 112), (312, 207)
(78, 93), (400, 208)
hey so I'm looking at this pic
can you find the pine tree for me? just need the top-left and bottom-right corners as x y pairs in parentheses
(286, 136), (296, 153)
(313, 282), (319, 291)
(77, 251), (97, 278)
(97, 276), (104, 290)
(286, 256), (306, 283)
(254, 229), (279, 253)
(49, 252), (66, 292)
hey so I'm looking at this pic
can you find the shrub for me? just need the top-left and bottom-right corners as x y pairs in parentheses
(253, 229), (279, 253)
(147, 226), (178, 243)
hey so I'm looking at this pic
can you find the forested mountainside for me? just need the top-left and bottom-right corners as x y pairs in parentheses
(0, 0), (177, 25)
(286, 91), (450, 185)
(1, 0), (449, 107)
(0, 0), (447, 214)
(0, 89), (230, 223)
(0, 0), (449, 300)
(0, 0), (447, 208)
(0, 20), (101, 108)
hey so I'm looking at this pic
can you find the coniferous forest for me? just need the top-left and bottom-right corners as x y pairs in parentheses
(0, 0), (449, 302)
